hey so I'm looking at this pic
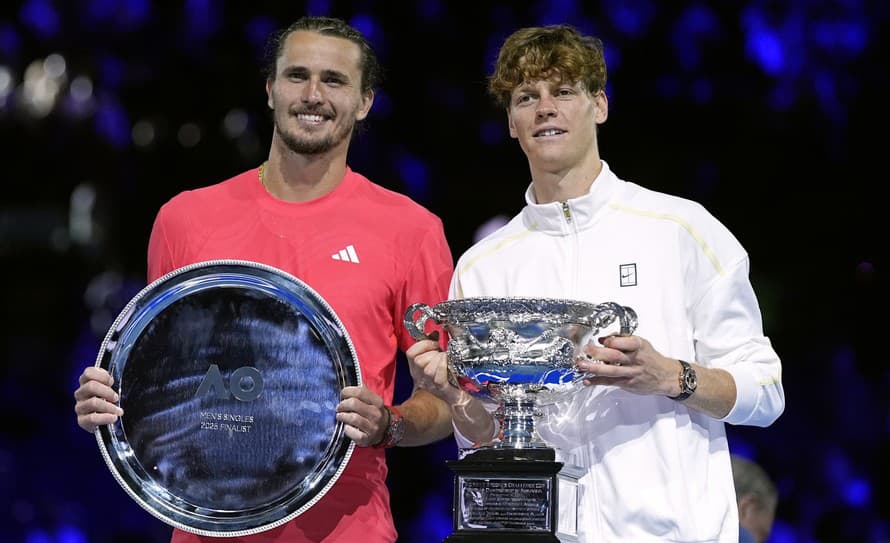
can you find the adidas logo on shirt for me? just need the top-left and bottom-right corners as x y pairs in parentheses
(332, 244), (360, 264)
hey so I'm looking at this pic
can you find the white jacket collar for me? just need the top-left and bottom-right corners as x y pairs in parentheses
(521, 160), (622, 235)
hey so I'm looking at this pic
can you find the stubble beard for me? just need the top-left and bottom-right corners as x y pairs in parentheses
(276, 110), (356, 156)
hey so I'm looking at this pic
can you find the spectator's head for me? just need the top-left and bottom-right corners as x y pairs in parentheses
(732, 454), (778, 543)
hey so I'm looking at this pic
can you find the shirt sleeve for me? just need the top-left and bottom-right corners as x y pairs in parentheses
(147, 205), (172, 283)
(394, 215), (454, 353)
(146, 200), (189, 283)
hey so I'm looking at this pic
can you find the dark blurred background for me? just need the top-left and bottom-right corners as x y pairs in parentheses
(1, 1), (887, 542)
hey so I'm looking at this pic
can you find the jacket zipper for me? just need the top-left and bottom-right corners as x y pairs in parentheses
(561, 201), (580, 297)
(562, 201), (572, 223)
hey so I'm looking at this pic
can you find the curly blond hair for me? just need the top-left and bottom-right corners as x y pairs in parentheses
(488, 25), (607, 109)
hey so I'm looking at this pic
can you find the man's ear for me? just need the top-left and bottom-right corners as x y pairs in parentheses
(266, 78), (274, 110)
(594, 91), (608, 124)
(356, 90), (374, 121)
(737, 493), (758, 523)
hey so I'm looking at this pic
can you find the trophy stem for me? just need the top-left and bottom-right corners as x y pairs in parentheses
(497, 395), (547, 449)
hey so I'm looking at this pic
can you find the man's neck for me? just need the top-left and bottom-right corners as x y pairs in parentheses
(530, 155), (603, 204)
(262, 137), (350, 202)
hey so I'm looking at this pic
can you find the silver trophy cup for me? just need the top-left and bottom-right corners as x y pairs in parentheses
(404, 297), (637, 450)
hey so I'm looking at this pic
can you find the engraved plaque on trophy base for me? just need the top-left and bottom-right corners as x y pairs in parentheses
(444, 448), (581, 543)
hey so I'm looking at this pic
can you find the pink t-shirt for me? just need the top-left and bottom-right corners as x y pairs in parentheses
(149, 166), (453, 543)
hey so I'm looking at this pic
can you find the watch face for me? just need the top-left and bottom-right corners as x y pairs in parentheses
(684, 369), (698, 391)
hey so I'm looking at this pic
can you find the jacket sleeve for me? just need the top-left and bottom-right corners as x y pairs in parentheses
(692, 254), (785, 426)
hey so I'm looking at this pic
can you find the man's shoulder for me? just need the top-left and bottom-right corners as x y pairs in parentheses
(351, 170), (443, 224)
(620, 179), (708, 215)
(616, 179), (747, 261)
(164, 169), (253, 206)
(152, 169), (255, 233)
(612, 178), (734, 237)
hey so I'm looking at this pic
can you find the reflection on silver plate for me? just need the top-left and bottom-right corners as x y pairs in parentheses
(94, 260), (361, 537)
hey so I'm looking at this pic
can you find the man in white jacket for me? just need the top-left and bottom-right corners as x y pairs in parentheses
(407, 24), (784, 542)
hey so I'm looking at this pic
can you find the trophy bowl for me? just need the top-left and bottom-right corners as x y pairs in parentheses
(405, 297), (637, 450)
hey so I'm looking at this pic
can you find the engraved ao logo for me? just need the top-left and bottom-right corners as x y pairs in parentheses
(195, 364), (264, 401)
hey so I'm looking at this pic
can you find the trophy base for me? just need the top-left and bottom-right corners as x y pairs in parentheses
(444, 447), (581, 543)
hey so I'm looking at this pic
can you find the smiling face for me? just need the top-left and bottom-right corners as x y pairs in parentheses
(266, 30), (373, 156)
(507, 78), (607, 173)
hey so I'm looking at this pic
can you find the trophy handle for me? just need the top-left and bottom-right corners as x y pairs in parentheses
(573, 302), (640, 383)
(404, 303), (437, 340)
(587, 302), (638, 336)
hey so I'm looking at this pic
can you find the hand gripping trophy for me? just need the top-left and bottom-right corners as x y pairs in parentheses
(405, 297), (637, 543)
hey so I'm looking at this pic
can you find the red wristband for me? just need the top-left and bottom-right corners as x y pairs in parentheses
(373, 405), (405, 448)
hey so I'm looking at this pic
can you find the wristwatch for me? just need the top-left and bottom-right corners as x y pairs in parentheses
(373, 405), (405, 448)
(669, 360), (697, 401)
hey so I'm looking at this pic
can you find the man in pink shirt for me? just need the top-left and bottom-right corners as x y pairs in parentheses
(73, 16), (453, 543)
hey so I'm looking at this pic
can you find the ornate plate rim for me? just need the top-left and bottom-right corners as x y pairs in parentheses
(93, 259), (361, 537)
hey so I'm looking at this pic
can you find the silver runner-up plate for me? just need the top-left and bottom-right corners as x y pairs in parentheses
(93, 259), (361, 537)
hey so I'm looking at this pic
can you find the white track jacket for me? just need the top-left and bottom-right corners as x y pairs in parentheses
(451, 161), (784, 542)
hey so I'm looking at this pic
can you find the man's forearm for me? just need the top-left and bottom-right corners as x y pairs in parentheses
(675, 363), (736, 419)
(396, 389), (454, 446)
(449, 390), (497, 446)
